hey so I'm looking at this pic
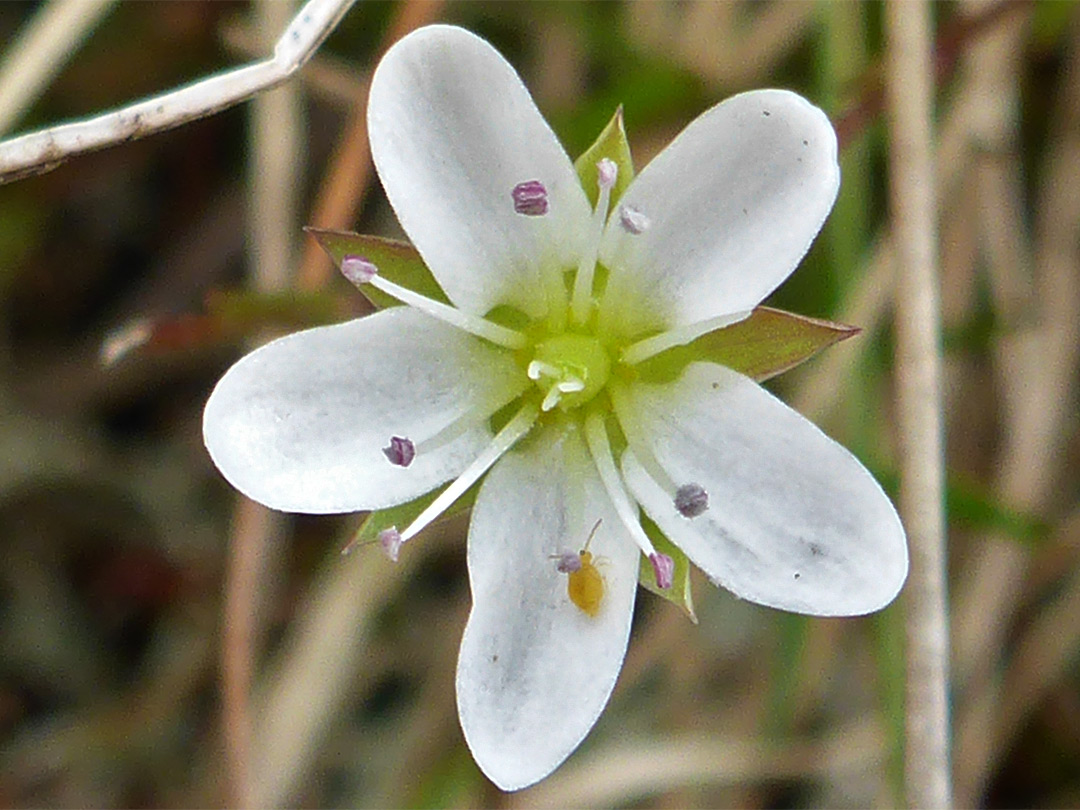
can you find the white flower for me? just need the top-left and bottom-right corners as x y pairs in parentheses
(203, 25), (908, 791)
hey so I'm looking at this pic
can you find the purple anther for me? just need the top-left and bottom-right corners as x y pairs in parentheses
(619, 205), (650, 235)
(596, 158), (618, 190)
(674, 483), (709, 518)
(512, 180), (549, 216)
(379, 527), (403, 562)
(382, 436), (415, 467)
(650, 552), (675, 589)
(553, 550), (582, 574)
(341, 254), (378, 285)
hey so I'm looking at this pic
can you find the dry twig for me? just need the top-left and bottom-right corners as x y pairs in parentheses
(0, 0), (354, 184)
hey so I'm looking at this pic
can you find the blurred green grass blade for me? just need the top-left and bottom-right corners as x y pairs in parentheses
(870, 466), (1049, 545)
(1031, 0), (1078, 49)
(873, 603), (906, 804)
(766, 612), (809, 737)
(406, 744), (484, 809)
(551, 21), (705, 160)
(0, 192), (47, 297)
(816, 0), (872, 312)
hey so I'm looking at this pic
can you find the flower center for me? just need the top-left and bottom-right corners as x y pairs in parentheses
(528, 333), (610, 412)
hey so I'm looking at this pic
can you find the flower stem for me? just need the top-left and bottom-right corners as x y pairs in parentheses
(886, 2), (951, 807)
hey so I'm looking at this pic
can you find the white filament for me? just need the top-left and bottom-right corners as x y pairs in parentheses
(365, 273), (528, 351)
(570, 160), (617, 326)
(583, 409), (658, 559)
(620, 310), (752, 366)
(399, 402), (539, 543)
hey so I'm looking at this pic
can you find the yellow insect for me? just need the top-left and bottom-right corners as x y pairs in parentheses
(552, 519), (605, 618)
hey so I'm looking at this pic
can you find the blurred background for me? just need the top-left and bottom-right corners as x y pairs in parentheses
(0, 0), (1077, 806)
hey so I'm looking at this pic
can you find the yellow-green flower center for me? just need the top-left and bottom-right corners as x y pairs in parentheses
(529, 332), (611, 412)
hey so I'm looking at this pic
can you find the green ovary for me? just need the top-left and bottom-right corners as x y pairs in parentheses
(531, 332), (611, 411)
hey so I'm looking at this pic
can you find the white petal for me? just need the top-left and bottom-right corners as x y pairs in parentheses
(368, 25), (591, 320)
(616, 363), (907, 616)
(203, 308), (525, 514)
(599, 89), (840, 338)
(457, 423), (638, 791)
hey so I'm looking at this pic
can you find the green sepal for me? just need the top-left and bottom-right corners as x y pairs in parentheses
(306, 227), (450, 310)
(637, 306), (860, 384)
(343, 480), (480, 555)
(574, 105), (635, 206)
(699, 306), (860, 381)
(637, 516), (697, 623)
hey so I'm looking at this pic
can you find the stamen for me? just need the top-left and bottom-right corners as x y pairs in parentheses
(412, 414), (478, 456)
(388, 383), (529, 469)
(398, 402), (539, 544)
(341, 254), (377, 284)
(379, 527), (403, 562)
(650, 552), (675, 589)
(619, 205), (650, 235)
(339, 255), (527, 350)
(621, 310), (752, 366)
(512, 180), (549, 216)
(674, 483), (709, 518)
(583, 410), (659, 560)
(340, 524), (404, 558)
(570, 159), (618, 326)
(382, 436), (415, 467)
(608, 384), (679, 491)
(596, 158), (618, 190)
(541, 263), (569, 333)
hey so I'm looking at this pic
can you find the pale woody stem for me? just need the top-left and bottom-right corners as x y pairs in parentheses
(0, 0), (355, 184)
(886, 2), (951, 808)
